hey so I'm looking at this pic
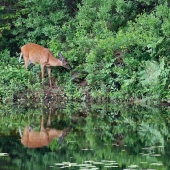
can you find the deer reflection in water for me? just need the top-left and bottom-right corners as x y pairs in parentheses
(19, 113), (71, 148)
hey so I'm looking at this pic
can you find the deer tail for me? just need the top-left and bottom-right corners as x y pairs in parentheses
(19, 53), (23, 62)
(18, 127), (22, 137)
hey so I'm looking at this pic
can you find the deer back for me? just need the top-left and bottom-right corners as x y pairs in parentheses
(21, 126), (49, 148)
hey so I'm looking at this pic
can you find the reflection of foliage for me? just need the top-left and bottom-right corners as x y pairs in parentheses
(138, 122), (164, 146)
(0, 106), (42, 135)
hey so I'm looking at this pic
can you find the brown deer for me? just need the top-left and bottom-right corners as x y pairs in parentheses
(19, 114), (71, 148)
(19, 43), (71, 88)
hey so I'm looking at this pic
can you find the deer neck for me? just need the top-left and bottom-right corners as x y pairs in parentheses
(48, 54), (62, 67)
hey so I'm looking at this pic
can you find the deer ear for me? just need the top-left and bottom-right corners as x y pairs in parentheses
(58, 52), (64, 61)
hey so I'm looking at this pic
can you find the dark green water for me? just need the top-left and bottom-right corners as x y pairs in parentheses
(0, 102), (170, 170)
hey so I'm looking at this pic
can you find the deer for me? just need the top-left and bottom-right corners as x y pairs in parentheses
(19, 43), (71, 88)
(19, 113), (71, 148)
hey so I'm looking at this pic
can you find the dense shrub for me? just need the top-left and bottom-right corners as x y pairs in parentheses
(0, 0), (169, 103)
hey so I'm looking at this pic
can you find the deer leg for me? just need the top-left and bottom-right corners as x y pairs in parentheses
(47, 109), (51, 127)
(47, 66), (52, 88)
(40, 64), (45, 87)
(41, 65), (45, 79)
(23, 57), (30, 69)
(41, 115), (45, 131)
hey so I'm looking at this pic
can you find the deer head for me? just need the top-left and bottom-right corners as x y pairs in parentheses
(58, 52), (71, 70)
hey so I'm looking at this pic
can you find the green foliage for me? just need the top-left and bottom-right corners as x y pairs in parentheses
(0, 0), (20, 36)
(13, 0), (70, 47)
(0, 50), (42, 102)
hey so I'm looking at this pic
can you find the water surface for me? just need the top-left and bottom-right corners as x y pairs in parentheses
(0, 102), (169, 169)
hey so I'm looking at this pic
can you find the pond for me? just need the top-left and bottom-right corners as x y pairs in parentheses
(0, 102), (170, 170)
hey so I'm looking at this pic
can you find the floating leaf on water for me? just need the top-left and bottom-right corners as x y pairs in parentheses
(151, 154), (161, 157)
(73, 164), (82, 167)
(62, 166), (70, 168)
(143, 153), (149, 156)
(112, 143), (119, 146)
(69, 163), (77, 166)
(101, 160), (118, 164)
(105, 163), (117, 166)
(150, 146), (157, 149)
(128, 164), (138, 168)
(84, 160), (94, 163)
(107, 161), (117, 163)
(79, 167), (93, 170)
(62, 162), (71, 164)
(93, 162), (103, 164)
(150, 146), (164, 149)
(54, 163), (64, 166)
(101, 160), (107, 162)
(150, 163), (163, 166)
(59, 166), (65, 169)
(157, 146), (164, 148)
(78, 164), (92, 166)
(101, 160), (111, 162)
(140, 162), (147, 164)
(0, 153), (9, 156)
(83, 164), (91, 166)
(87, 165), (96, 168)
(104, 166), (118, 168)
